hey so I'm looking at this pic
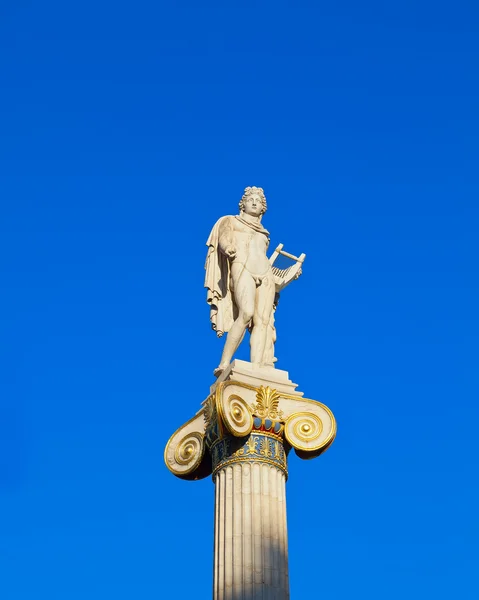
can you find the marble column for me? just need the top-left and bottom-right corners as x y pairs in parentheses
(211, 427), (290, 600)
(164, 363), (336, 600)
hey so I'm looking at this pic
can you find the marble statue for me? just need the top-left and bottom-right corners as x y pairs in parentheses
(205, 186), (305, 376)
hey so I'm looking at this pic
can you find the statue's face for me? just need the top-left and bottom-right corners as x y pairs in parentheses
(242, 193), (264, 217)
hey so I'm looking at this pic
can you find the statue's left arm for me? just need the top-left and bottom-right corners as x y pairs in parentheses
(269, 245), (305, 294)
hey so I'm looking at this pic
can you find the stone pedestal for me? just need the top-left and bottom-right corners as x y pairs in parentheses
(164, 365), (336, 599)
(211, 359), (303, 397)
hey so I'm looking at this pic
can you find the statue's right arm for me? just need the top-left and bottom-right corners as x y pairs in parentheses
(218, 217), (235, 257)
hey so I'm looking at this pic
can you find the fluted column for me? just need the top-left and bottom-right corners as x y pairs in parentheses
(212, 429), (290, 600)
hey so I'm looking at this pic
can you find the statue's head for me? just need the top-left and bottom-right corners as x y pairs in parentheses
(239, 186), (267, 217)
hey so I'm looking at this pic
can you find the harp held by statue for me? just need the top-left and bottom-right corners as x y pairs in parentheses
(269, 243), (306, 291)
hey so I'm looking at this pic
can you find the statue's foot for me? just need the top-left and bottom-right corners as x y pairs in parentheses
(213, 364), (228, 378)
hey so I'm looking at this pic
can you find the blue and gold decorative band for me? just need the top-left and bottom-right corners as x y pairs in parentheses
(211, 431), (288, 479)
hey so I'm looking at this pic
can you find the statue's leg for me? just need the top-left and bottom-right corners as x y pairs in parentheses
(263, 309), (277, 367)
(251, 274), (276, 365)
(216, 265), (255, 374)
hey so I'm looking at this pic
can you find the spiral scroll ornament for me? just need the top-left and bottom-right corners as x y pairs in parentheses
(218, 394), (253, 437)
(166, 432), (205, 477)
(284, 412), (324, 452)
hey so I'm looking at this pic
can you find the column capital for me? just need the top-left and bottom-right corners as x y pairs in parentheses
(164, 368), (336, 481)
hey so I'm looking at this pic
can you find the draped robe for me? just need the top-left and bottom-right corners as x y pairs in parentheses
(204, 215), (270, 337)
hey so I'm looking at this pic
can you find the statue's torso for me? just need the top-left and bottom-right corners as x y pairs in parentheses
(231, 218), (271, 277)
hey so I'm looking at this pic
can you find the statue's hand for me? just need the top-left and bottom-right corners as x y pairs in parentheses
(224, 246), (236, 260)
(294, 268), (303, 280)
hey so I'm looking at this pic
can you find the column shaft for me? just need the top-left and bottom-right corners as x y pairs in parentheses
(213, 462), (289, 600)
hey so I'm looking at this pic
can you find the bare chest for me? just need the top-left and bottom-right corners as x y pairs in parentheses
(233, 219), (268, 241)
(232, 224), (268, 250)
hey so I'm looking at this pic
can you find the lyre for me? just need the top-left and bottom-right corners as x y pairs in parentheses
(269, 243), (306, 292)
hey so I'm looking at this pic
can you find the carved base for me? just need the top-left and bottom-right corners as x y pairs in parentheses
(210, 359), (303, 397)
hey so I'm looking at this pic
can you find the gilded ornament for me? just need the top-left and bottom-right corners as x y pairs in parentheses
(250, 386), (284, 421)
(213, 454), (288, 479)
(218, 393), (253, 437)
(274, 441), (281, 460)
(164, 431), (205, 477)
(284, 412), (328, 452)
(259, 437), (273, 458)
(210, 431), (288, 478)
(203, 394), (216, 429)
(245, 436), (257, 454)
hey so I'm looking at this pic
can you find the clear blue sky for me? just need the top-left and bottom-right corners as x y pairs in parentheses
(1, 1), (478, 598)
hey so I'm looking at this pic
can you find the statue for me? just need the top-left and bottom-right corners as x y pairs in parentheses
(205, 186), (305, 376)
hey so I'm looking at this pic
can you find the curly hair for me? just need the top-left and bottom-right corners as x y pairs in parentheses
(238, 186), (267, 215)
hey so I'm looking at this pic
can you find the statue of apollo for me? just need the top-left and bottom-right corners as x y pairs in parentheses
(205, 186), (304, 376)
